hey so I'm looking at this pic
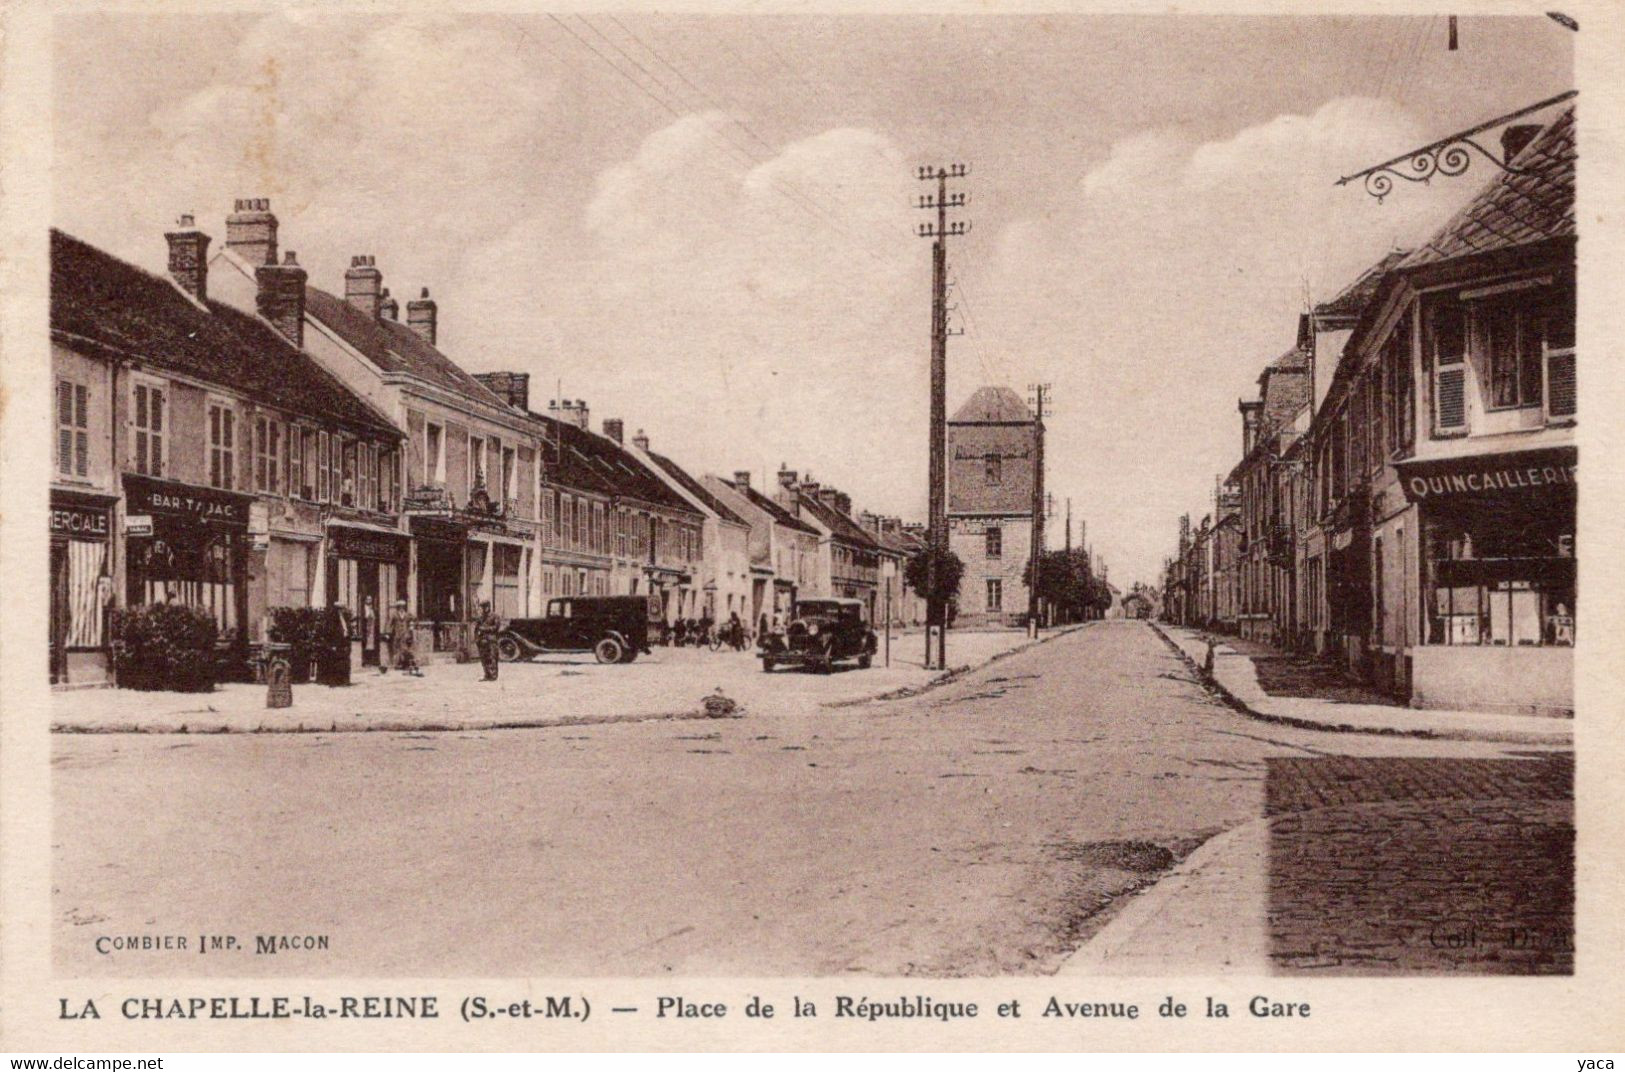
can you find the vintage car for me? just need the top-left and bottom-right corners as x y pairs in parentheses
(759, 597), (877, 673)
(497, 595), (653, 665)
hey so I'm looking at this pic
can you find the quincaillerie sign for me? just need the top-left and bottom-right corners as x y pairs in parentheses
(1398, 448), (1577, 504)
(123, 474), (250, 527)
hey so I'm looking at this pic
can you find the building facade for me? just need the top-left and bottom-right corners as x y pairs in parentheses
(947, 386), (1038, 626)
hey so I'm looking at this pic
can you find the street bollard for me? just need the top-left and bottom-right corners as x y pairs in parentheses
(266, 656), (293, 709)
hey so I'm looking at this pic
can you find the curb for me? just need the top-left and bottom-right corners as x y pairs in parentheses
(822, 622), (1092, 708)
(1056, 818), (1272, 976)
(50, 706), (741, 737)
(1147, 621), (1570, 746)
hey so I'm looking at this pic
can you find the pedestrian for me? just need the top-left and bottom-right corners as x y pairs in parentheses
(474, 599), (503, 682)
(674, 618), (688, 647)
(386, 599), (420, 676)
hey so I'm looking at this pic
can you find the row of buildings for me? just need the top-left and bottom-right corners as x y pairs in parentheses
(48, 200), (929, 685)
(1162, 108), (1577, 716)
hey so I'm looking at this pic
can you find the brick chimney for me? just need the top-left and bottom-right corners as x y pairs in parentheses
(225, 198), (277, 267)
(603, 419), (624, 444)
(256, 251), (307, 348)
(833, 491), (852, 516)
(777, 465), (798, 490)
(407, 287), (437, 345)
(732, 470), (751, 490)
(165, 214), (211, 301)
(632, 428), (650, 451)
(570, 399), (589, 430)
(816, 487), (839, 511)
(859, 510), (880, 532)
(1501, 123), (1541, 166)
(380, 287), (399, 321)
(345, 255), (382, 319)
(474, 371), (530, 411)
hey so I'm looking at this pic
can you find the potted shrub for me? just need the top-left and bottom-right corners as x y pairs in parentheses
(110, 603), (220, 692)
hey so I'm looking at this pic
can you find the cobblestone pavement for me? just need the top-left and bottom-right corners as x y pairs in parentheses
(1265, 755), (1573, 974)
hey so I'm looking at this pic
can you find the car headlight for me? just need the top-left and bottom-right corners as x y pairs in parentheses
(806, 622), (819, 636)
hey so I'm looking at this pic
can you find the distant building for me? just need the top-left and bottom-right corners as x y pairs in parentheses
(947, 386), (1037, 626)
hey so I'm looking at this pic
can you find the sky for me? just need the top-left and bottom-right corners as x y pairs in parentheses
(52, 12), (1574, 587)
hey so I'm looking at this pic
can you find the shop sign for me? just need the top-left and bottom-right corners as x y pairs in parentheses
(124, 475), (250, 526)
(1398, 449), (1578, 504)
(124, 514), (153, 537)
(50, 504), (110, 539)
(330, 527), (407, 562)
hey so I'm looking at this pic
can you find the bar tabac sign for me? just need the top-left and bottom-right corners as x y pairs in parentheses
(1398, 448), (1578, 503)
(123, 475), (249, 526)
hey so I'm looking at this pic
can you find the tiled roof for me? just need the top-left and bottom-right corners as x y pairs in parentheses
(302, 286), (510, 409)
(796, 493), (882, 550)
(951, 385), (1032, 423)
(728, 481), (821, 536)
(50, 229), (397, 438)
(1315, 249), (1411, 320)
(531, 415), (700, 517)
(1268, 346), (1311, 373)
(1400, 107), (1575, 270)
(645, 452), (749, 526)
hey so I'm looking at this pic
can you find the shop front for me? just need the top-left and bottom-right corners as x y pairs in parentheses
(327, 522), (409, 667)
(50, 490), (116, 685)
(1398, 446), (1576, 715)
(122, 473), (253, 663)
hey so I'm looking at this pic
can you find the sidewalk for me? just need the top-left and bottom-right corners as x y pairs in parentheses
(50, 626), (1077, 735)
(1152, 623), (1571, 746)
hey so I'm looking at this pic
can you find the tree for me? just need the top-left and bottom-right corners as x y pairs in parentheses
(905, 545), (965, 608)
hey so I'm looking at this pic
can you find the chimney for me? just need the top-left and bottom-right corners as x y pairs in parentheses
(732, 470), (751, 490)
(165, 213), (211, 301)
(380, 287), (399, 321)
(1239, 399), (1263, 456)
(225, 198), (277, 267)
(632, 428), (650, 451)
(777, 465), (798, 490)
(1501, 123), (1541, 166)
(345, 255), (383, 319)
(571, 399), (590, 430)
(801, 481), (823, 502)
(407, 286), (438, 346)
(603, 419), (624, 444)
(256, 251), (307, 348)
(474, 371), (530, 411)
(833, 491), (852, 516)
(860, 510), (880, 532)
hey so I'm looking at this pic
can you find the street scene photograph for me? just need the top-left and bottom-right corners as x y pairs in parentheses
(41, 9), (1577, 980)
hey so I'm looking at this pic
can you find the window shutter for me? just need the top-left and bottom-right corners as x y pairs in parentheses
(1435, 366), (1467, 431)
(58, 380), (73, 475)
(1546, 348), (1576, 420)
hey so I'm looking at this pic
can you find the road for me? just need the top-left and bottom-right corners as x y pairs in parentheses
(52, 621), (1570, 977)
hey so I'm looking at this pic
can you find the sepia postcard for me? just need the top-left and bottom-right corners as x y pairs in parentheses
(2, 0), (1623, 1054)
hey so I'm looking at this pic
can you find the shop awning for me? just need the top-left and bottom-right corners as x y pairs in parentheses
(1394, 446), (1576, 504)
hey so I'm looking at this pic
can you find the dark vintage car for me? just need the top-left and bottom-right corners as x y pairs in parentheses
(497, 596), (653, 665)
(759, 597), (877, 673)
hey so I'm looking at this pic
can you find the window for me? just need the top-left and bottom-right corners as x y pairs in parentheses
(469, 435), (485, 492)
(1544, 288), (1577, 421)
(560, 496), (574, 549)
(287, 424), (303, 495)
(985, 453), (1002, 485)
(985, 526), (1002, 558)
(57, 379), (88, 477)
(1477, 296), (1543, 410)
(986, 578), (1002, 612)
(425, 423), (444, 484)
(133, 383), (165, 477)
(357, 442), (373, 510)
(207, 403), (236, 490)
(317, 432), (330, 501)
(340, 438), (356, 505)
(1428, 302), (1469, 433)
(503, 447), (516, 501)
(254, 416), (281, 494)
(1384, 318), (1415, 457)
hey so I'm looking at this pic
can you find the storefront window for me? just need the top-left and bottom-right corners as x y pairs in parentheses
(1424, 503), (1574, 647)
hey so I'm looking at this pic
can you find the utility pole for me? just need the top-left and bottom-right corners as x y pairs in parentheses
(917, 164), (969, 670)
(1026, 382), (1050, 638)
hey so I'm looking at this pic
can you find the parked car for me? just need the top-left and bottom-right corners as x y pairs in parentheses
(759, 597), (877, 673)
(497, 596), (652, 665)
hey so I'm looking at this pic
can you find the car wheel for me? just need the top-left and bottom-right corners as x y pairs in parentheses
(858, 654), (872, 669)
(496, 636), (524, 663)
(761, 658), (775, 673)
(594, 637), (625, 665)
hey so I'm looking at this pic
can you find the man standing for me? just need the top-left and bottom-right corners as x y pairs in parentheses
(474, 599), (503, 682)
(386, 599), (420, 676)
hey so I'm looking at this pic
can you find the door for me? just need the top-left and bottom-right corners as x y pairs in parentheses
(49, 541), (68, 684)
